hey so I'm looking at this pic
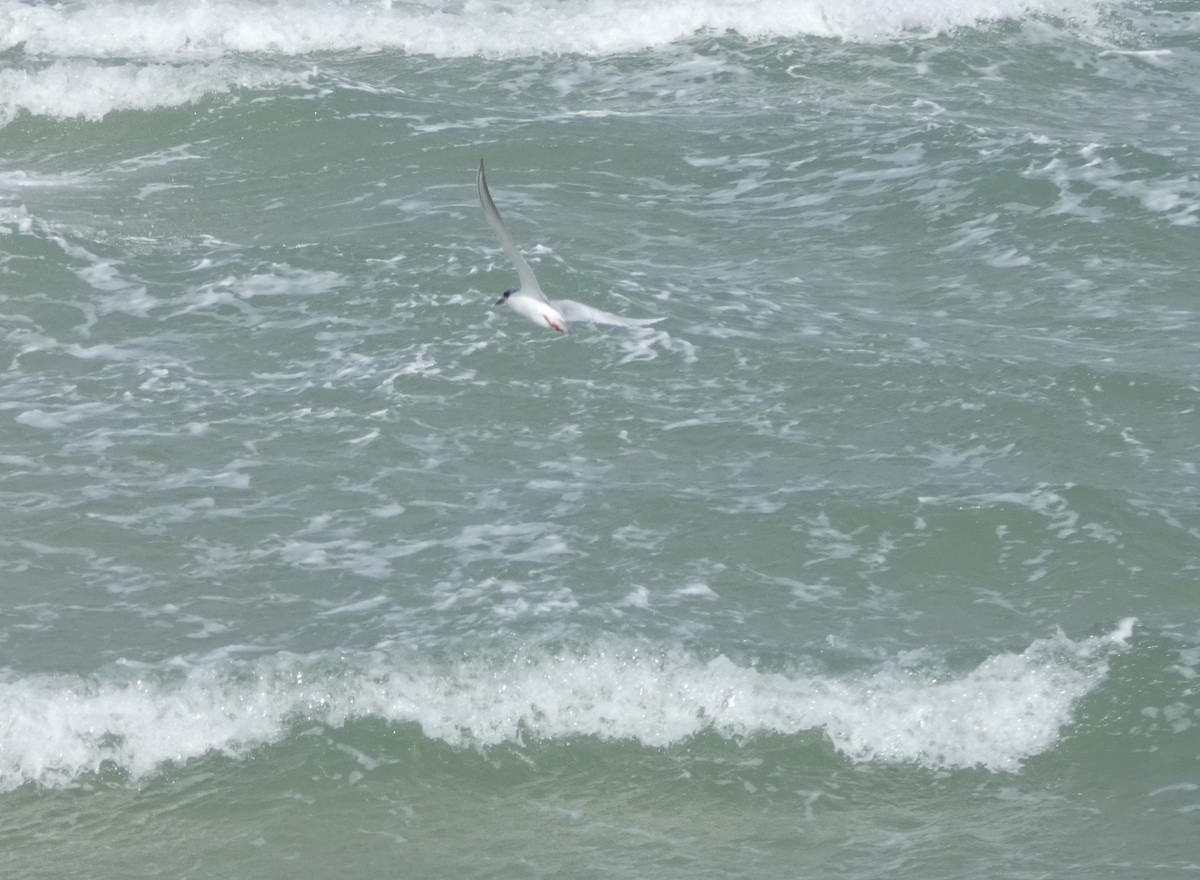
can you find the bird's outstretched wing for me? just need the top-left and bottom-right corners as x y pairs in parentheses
(476, 160), (547, 302)
(553, 299), (664, 327)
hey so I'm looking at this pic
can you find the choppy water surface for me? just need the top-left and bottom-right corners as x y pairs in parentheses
(2, 0), (1199, 877)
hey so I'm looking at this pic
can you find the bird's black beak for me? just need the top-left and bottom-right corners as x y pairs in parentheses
(495, 296), (507, 306)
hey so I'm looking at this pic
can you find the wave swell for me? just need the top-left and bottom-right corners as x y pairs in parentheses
(1, 0), (1117, 61)
(0, 619), (1135, 790)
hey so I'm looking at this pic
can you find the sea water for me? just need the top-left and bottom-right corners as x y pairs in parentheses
(1, 0), (1198, 877)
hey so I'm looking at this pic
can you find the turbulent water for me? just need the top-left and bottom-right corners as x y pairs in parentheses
(2, 0), (1199, 876)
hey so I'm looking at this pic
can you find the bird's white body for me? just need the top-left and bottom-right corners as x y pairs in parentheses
(505, 291), (569, 332)
(476, 160), (663, 333)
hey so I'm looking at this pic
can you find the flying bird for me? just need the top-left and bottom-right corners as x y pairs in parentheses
(476, 160), (663, 333)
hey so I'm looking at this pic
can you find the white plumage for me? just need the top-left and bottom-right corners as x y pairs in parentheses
(476, 160), (663, 333)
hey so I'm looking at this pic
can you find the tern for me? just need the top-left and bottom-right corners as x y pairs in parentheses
(476, 160), (663, 332)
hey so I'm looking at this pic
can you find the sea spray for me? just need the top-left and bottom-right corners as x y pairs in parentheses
(0, 620), (1135, 790)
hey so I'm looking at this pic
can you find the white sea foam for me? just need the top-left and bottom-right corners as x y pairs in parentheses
(0, 0), (1116, 64)
(0, 620), (1135, 790)
(0, 0), (1128, 128)
(0, 58), (309, 127)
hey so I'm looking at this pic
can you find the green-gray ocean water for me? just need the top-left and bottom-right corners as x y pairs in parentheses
(1, 1), (1198, 876)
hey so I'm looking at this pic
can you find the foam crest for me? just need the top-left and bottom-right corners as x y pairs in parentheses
(0, 620), (1134, 790)
(0, 59), (308, 127)
(0, 667), (287, 790)
(0, 0), (1115, 62)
